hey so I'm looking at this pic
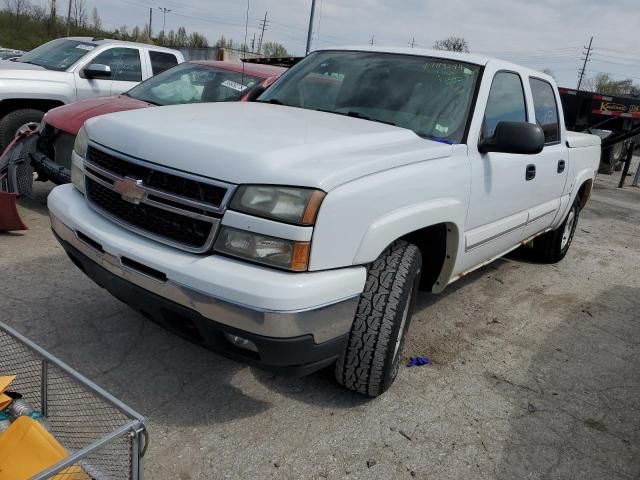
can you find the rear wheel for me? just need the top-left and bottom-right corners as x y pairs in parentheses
(0, 109), (44, 150)
(335, 241), (421, 397)
(527, 196), (580, 263)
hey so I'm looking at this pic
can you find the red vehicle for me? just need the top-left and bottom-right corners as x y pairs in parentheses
(28, 60), (286, 185)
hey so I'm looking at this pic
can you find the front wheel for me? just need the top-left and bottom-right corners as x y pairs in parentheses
(528, 196), (580, 263)
(335, 241), (421, 397)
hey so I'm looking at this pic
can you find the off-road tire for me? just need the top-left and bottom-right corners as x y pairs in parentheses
(0, 109), (44, 150)
(528, 196), (580, 263)
(335, 241), (421, 397)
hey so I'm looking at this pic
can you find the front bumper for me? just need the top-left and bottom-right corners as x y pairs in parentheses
(48, 185), (365, 374)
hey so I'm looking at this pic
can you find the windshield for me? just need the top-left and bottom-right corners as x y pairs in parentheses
(18, 39), (97, 71)
(259, 50), (481, 143)
(127, 63), (263, 106)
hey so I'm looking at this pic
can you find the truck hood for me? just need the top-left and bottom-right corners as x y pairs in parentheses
(0, 60), (46, 71)
(85, 102), (453, 190)
(46, 95), (152, 135)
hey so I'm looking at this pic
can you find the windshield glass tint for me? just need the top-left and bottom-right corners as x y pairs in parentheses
(259, 51), (481, 143)
(18, 39), (96, 71)
(127, 63), (262, 106)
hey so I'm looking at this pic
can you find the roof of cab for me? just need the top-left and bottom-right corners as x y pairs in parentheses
(66, 37), (180, 54)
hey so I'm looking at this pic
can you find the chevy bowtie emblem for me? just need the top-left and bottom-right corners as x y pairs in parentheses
(113, 177), (145, 204)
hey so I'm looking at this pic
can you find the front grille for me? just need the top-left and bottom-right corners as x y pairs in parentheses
(87, 148), (227, 207)
(86, 180), (214, 249)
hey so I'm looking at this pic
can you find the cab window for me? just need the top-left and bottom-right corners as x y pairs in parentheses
(482, 72), (527, 139)
(90, 47), (142, 82)
(529, 78), (560, 144)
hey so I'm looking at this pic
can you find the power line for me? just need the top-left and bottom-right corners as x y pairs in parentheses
(577, 36), (593, 90)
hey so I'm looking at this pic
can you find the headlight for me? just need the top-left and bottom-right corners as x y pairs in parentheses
(230, 186), (325, 225)
(73, 125), (89, 158)
(71, 152), (85, 194)
(214, 227), (310, 271)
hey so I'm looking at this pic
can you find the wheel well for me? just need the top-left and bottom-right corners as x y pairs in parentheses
(401, 223), (449, 291)
(577, 179), (593, 210)
(0, 99), (64, 118)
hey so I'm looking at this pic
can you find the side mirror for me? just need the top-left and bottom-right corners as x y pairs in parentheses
(84, 64), (111, 79)
(479, 121), (544, 155)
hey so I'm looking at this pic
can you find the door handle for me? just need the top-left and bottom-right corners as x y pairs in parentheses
(526, 164), (536, 181)
(557, 160), (566, 173)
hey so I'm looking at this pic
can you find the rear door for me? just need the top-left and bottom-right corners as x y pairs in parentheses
(522, 77), (567, 237)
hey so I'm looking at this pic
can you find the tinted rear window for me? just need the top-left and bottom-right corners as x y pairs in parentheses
(150, 51), (179, 75)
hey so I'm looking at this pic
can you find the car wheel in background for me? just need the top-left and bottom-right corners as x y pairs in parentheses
(0, 109), (44, 150)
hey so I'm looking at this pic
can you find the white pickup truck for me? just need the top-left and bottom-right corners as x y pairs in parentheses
(0, 37), (183, 149)
(48, 47), (600, 396)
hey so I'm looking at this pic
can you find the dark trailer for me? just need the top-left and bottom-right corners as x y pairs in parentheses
(559, 87), (640, 174)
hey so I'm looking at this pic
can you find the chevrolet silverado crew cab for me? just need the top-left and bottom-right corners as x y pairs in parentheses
(48, 47), (600, 396)
(0, 37), (183, 149)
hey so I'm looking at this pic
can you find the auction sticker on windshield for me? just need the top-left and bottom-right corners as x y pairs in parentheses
(75, 44), (95, 51)
(221, 80), (248, 92)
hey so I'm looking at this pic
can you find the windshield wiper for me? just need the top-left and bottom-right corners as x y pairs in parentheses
(313, 108), (396, 127)
(256, 98), (287, 106)
(343, 111), (396, 126)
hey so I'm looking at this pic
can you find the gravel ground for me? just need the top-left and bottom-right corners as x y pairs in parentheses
(1, 166), (639, 479)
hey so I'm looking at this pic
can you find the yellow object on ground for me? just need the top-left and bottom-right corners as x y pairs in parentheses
(0, 376), (16, 411)
(0, 416), (89, 480)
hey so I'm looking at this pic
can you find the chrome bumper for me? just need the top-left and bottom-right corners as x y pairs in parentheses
(51, 213), (359, 344)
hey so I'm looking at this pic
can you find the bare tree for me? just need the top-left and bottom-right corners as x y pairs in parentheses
(188, 32), (208, 48)
(433, 36), (470, 53)
(91, 7), (101, 35)
(5, 0), (31, 22)
(72, 0), (88, 29)
(48, 0), (57, 34)
(262, 42), (288, 57)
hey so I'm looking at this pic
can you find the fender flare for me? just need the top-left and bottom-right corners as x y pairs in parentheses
(353, 198), (466, 291)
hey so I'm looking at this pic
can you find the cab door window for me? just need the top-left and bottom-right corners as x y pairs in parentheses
(482, 72), (527, 140)
(89, 47), (142, 82)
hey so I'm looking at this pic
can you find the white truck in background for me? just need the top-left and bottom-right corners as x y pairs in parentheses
(0, 37), (183, 149)
(48, 47), (600, 396)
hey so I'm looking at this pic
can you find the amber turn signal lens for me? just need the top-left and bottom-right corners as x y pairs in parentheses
(290, 242), (311, 272)
(302, 190), (326, 226)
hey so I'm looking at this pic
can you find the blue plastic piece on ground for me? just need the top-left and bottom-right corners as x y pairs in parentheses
(406, 356), (430, 367)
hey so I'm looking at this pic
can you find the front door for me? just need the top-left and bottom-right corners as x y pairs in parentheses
(461, 70), (538, 273)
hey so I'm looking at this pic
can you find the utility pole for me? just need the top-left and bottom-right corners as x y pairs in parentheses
(369, 35), (375, 46)
(305, 0), (316, 55)
(409, 37), (415, 48)
(148, 7), (153, 39)
(577, 36), (593, 91)
(158, 7), (172, 37)
(257, 11), (268, 55)
(251, 33), (256, 53)
(66, 0), (72, 36)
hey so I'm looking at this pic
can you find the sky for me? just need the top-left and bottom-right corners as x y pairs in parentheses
(53, 0), (640, 87)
